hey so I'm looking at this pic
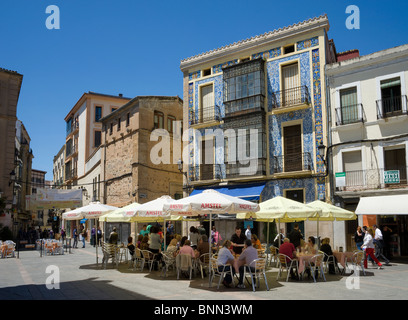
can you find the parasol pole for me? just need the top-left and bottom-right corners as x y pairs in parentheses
(208, 212), (212, 287)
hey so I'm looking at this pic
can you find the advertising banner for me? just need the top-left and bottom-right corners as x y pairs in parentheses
(27, 188), (82, 210)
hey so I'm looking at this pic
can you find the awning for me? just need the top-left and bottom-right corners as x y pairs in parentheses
(355, 194), (408, 215)
(190, 183), (265, 201)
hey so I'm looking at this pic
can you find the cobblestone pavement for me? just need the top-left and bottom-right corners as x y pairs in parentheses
(1, 244), (407, 304)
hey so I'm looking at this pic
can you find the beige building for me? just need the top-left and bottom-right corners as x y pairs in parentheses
(53, 145), (65, 188)
(0, 67), (24, 235)
(326, 44), (408, 254)
(63, 91), (131, 200)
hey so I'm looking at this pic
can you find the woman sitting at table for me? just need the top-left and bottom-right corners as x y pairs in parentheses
(167, 238), (178, 257)
(320, 237), (337, 274)
(304, 236), (318, 254)
(140, 235), (150, 251)
(217, 240), (235, 287)
(251, 234), (262, 249)
(178, 239), (196, 258)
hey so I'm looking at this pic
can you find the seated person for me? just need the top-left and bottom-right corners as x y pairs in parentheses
(127, 236), (136, 267)
(251, 234), (262, 249)
(231, 227), (246, 255)
(135, 235), (143, 249)
(166, 238), (178, 257)
(196, 235), (210, 260)
(320, 237), (337, 274)
(217, 240), (235, 287)
(178, 239), (195, 258)
(236, 239), (258, 289)
(140, 235), (150, 251)
(278, 238), (298, 280)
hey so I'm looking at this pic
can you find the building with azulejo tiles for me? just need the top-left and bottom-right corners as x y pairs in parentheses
(179, 15), (341, 246)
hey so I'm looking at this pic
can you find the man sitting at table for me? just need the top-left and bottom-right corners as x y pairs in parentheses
(231, 227), (246, 255)
(279, 238), (299, 280)
(236, 239), (258, 289)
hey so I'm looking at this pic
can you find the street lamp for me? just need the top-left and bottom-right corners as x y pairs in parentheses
(9, 170), (16, 186)
(177, 159), (190, 195)
(316, 141), (329, 177)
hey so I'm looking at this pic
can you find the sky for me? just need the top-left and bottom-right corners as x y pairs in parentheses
(1, 0), (407, 181)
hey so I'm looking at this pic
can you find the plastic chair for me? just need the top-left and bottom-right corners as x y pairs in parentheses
(198, 253), (210, 279)
(319, 250), (339, 274)
(209, 258), (235, 289)
(277, 253), (299, 282)
(244, 258), (269, 292)
(269, 246), (279, 267)
(351, 250), (366, 276)
(132, 248), (145, 271)
(102, 242), (119, 269)
(176, 254), (192, 279)
(305, 254), (326, 282)
(141, 250), (158, 272)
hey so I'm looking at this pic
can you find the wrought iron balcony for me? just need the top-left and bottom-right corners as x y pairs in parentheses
(335, 103), (365, 126)
(271, 85), (310, 110)
(189, 164), (222, 181)
(189, 105), (221, 125)
(335, 167), (408, 191)
(376, 95), (407, 119)
(273, 152), (312, 173)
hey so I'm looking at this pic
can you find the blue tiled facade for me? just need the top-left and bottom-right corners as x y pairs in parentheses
(186, 34), (326, 202)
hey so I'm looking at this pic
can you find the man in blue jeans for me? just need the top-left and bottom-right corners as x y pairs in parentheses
(236, 239), (258, 289)
(373, 225), (390, 265)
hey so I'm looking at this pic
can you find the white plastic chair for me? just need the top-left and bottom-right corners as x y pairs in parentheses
(351, 250), (366, 276)
(319, 250), (339, 274)
(161, 251), (176, 277)
(198, 253), (210, 279)
(141, 250), (158, 272)
(305, 254), (326, 282)
(244, 258), (269, 292)
(209, 258), (235, 289)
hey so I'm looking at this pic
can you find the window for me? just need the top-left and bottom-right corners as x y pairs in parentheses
(126, 113), (130, 127)
(384, 147), (406, 184)
(199, 84), (215, 123)
(110, 123), (113, 135)
(223, 58), (265, 115)
(95, 106), (102, 122)
(154, 111), (164, 129)
(66, 117), (73, 135)
(117, 118), (121, 131)
(283, 124), (302, 172)
(283, 44), (295, 55)
(339, 87), (359, 124)
(167, 115), (176, 133)
(202, 68), (211, 77)
(94, 131), (101, 147)
(111, 107), (117, 113)
(380, 77), (402, 115)
(281, 62), (300, 106)
(342, 150), (363, 188)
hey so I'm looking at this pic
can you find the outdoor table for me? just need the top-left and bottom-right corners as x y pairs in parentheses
(297, 253), (315, 274)
(1, 244), (7, 258)
(332, 251), (354, 269)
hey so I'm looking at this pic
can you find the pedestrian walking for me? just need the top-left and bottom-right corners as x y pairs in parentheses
(354, 226), (365, 250)
(81, 226), (87, 248)
(373, 225), (390, 265)
(97, 226), (102, 246)
(73, 227), (78, 248)
(362, 226), (383, 270)
(91, 226), (96, 247)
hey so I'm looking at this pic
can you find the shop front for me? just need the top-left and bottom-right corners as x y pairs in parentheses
(356, 194), (408, 259)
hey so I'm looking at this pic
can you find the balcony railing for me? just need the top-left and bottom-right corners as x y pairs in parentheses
(376, 95), (407, 119)
(189, 105), (221, 125)
(335, 104), (365, 126)
(273, 152), (312, 173)
(336, 167), (408, 191)
(189, 164), (222, 182)
(271, 85), (310, 110)
(65, 144), (78, 158)
(226, 159), (266, 179)
(66, 120), (79, 136)
(65, 168), (77, 181)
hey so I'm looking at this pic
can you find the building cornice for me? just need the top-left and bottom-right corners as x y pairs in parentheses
(326, 44), (408, 77)
(180, 14), (329, 71)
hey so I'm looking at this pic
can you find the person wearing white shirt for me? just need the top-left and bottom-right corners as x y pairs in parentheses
(245, 225), (252, 240)
(373, 225), (390, 265)
(217, 240), (235, 287)
(362, 226), (383, 269)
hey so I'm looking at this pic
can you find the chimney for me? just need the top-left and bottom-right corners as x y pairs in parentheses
(119, 93), (123, 98)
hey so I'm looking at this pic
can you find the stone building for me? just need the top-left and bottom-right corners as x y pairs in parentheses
(101, 96), (184, 207)
(0, 67), (24, 235)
